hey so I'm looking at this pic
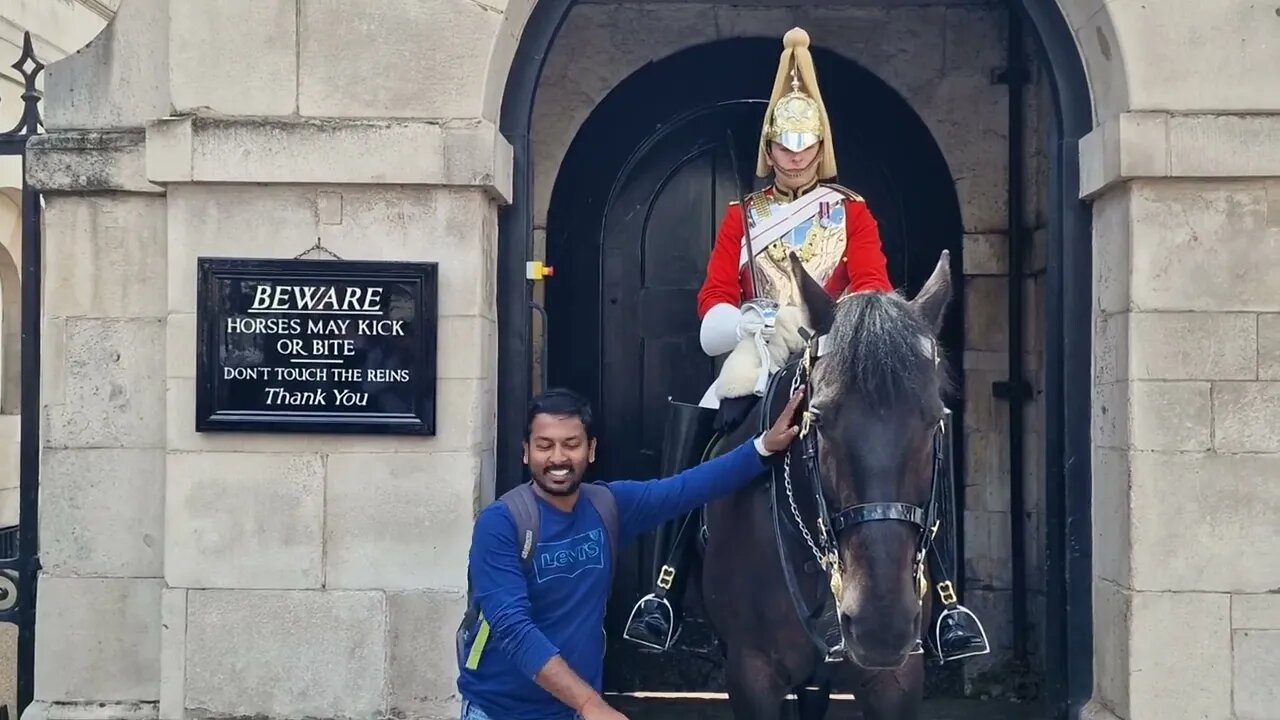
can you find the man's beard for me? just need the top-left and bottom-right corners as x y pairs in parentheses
(532, 464), (583, 496)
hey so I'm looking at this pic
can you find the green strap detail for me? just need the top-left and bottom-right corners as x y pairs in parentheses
(465, 615), (491, 670)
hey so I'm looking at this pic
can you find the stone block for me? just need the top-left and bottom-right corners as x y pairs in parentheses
(388, 590), (467, 718)
(919, 72), (1009, 233)
(147, 116), (513, 201)
(963, 277), (1007, 352)
(1093, 381), (1127, 450)
(1078, 113), (1171, 199)
(1092, 186), (1131, 315)
(711, 6), (797, 43)
(963, 510), (1010, 590)
(1129, 181), (1279, 312)
(40, 449), (164, 578)
(1233, 594), (1280, 630)
(324, 452), (477, 590)
(34, 577), (163, 701)
(804, 6), (948, 100)
(961, 233), (1006, 275)
(43, 0), (170, 131)
(43, 195), (167, 320)
(958, 588), (1011, 678)
(1091, 579), (1130, 718)
(1213, 382), (1280, 453)
(159, 589), (186, 720)
(1129, 381), (1212, 452)
(943, 4), (1003, 75)
(1169, 116), (1280, 177)
(184, 590), (386, 719)
(27, 131), (162, 194)
(167, 376), (494, 455)
(1092, 449), (1131, 587)
(170, 0), (298, 116)
(165, 453), (325, 589)
(1129, 591), (1231, 720)
(1234, 630), (1280, 719)
(963, 428), (1008, 513)
(317, 188), (498, 319)
(299, 0), (501, 119)
(166, 313), (195, 380)
(1262, 314), (1280, 380)
(1094, 312), (1129, 385)
(435, 316), (494, 379)
(44, 318), (166, 449)
(167, 186), (498, 319)
(1129, 451), (1280, 592)
(1128, 312), (1256, 380)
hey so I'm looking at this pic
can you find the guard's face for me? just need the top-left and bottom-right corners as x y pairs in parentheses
(524, 413), (596, 496)
(768, 141), (821, 187)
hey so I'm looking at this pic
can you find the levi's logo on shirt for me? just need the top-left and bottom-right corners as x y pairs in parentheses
(533, 529), (605, 583)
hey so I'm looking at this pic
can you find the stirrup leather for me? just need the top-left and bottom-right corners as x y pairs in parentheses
(933, 605), (991, 663)
(622, 594), (677, 651)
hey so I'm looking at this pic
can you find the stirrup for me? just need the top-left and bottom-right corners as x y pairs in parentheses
(823, 640), (848, 663)
(933, 605), (991, 663)
(622, 593), (677, 652)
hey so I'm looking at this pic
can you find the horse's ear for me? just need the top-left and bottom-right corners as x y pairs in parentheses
(910, 249), (952, 333)
(788, 252), (835, 333)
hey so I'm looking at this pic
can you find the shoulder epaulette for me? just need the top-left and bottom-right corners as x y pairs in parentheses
(824, 183), (865, 202)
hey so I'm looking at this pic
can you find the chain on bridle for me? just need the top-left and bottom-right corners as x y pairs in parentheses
(773, 324), (947, 614)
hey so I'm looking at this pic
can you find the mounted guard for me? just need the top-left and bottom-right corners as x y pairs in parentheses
(622, 26), (990, 665)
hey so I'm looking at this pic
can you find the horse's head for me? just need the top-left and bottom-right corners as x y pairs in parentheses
(789, 250), (953, 670)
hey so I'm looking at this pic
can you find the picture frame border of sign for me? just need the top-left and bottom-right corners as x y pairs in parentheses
(194, 256), (439, 436)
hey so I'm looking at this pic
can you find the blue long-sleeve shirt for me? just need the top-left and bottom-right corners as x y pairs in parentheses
(456, 438), (768, 719)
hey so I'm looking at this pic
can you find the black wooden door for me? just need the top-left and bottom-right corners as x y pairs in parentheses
(597, 104), (760, 485)
(594, 103), (764, 692)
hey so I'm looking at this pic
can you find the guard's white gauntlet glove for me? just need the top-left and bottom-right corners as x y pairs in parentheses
(737, 300), (778, 341)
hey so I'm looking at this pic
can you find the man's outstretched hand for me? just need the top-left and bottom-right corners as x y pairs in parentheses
(580, 696), (629, 720)
(760, 388), (806, 454)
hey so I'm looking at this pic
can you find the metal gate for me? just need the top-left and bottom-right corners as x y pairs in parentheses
(0, 31), (44, 720)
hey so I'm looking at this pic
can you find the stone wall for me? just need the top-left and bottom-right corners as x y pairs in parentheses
(530, 0), (1052, 689)
(1082, 113), (1280, 719)
(26, 1), (505, 718)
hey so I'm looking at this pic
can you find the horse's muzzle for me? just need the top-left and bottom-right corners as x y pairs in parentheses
(839, 607), (921, 670)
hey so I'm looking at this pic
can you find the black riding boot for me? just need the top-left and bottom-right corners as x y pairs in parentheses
(623, 399), (717, 652)
(925, 408), (990, 663)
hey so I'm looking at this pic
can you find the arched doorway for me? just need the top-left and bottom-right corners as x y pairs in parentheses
(543, 38), (965, 693)
(496, 2), (1095, 716)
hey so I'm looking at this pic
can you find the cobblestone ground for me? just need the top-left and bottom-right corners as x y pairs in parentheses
(608, 696), (1047, 719)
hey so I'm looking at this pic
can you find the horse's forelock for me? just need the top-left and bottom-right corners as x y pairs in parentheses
(815, 291), (948, 414)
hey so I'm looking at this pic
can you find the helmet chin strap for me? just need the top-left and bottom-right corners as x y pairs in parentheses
(774, 152), (820, 188)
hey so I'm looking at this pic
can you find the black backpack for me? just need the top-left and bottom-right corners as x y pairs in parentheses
(457, 482), (620, 671)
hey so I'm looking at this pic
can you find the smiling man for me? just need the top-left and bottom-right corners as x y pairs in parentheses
(455, 387), (804, 720)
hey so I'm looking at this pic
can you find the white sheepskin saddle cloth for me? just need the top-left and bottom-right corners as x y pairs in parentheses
(714, 303), (811, 400)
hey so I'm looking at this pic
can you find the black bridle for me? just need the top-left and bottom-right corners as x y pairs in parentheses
(763, 325), (946, 662)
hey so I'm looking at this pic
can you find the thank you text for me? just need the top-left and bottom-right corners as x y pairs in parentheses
(195, 258), (438, 434)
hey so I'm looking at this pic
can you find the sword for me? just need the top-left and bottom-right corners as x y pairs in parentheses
(725, 130), (766, 304)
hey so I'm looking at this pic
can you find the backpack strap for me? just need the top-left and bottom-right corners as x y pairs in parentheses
(579, 483), (620, 577)
(498, 483), (541, 571)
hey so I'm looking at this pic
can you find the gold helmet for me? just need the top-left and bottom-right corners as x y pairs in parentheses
(757, 27), (837, 179)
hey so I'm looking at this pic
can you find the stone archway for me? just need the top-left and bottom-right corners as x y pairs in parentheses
(491, 1), (1107, 716)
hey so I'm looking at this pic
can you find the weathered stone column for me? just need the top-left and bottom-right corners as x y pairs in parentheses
(26, 1), (506, 719)
(1082, 112), (1280, 720)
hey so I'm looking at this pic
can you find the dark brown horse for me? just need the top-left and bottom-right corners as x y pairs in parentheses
(699, 250), (954, 719)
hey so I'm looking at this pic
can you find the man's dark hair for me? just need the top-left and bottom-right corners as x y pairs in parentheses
(526, 388), (594, 438)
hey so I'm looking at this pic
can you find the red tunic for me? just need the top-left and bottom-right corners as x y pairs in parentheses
(695, 191), (893, 319)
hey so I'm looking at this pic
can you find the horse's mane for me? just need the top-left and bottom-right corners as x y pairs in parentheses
(817, 290), (951, 413)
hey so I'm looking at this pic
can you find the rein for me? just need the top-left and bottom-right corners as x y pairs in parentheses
(763, 324), (947, 663)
